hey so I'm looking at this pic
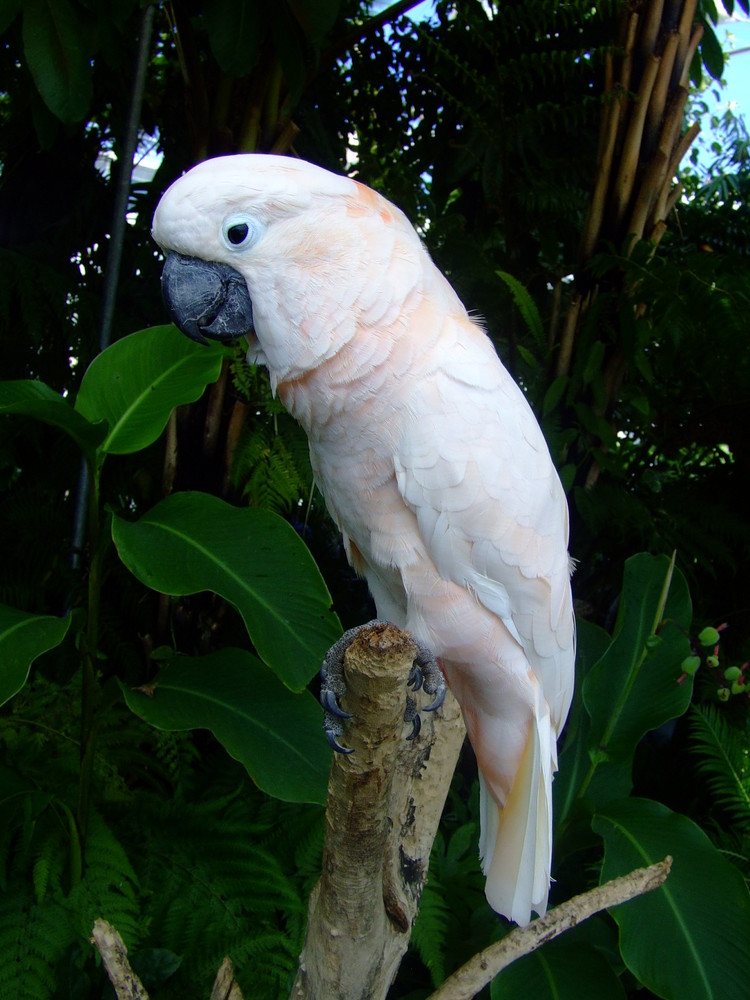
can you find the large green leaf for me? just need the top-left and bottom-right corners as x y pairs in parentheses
(581, 554), (692, 797)
(75, 325), (226, 455)
(0, 380), (106, 462)
(204, 0), (262, 77)
(0, 0), (21, 33)
(120, 650), (330, 804)
(554, 617), (611, 828)
(593, 798), (750, 1000)
(491, 942), (626, 1000)
(0, 603), (71, 707)
(111, 492), (341, 690)
(287, 0), (341, 44)
(22, 0), (92, 122)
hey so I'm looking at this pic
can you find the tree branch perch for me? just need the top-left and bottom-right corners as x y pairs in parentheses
(426, 856), (673, 1000)
(291, 623), (465, 1000)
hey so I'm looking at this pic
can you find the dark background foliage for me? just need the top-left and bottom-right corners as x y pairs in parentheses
(1, 1), (750, 997)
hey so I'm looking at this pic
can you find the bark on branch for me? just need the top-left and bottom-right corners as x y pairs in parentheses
(90, 921), (246, 1000)
(291, 622), (466, 1000)
(90, 920), (148, 1000)
(426, 856), (673, 1000)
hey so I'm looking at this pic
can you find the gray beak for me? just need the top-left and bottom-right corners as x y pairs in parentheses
(161, 252), (254, 345)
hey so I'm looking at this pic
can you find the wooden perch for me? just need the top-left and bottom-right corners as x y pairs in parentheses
(426, 856), (673, 1000)
(90, 920), (148, 1000)
(291, 622), (466, 1000)
(210, 957), (245, 1000)
(91, 921), (245, 1000)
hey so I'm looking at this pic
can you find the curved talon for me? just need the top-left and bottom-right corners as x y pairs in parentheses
(407, 664), (424, 691)
(406, 712), (422, 740)
(321, 687), (353, 719)
(325, 729), (354, 754)
(423, 686), (446, 712)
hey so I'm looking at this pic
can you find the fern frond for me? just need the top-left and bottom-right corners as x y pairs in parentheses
(410, 819), (488, 986)
(689, 704), (750, 835)
(63, 809), (141, 947)
(0, 880), (70, 1000)
(410, 833), (451, 986)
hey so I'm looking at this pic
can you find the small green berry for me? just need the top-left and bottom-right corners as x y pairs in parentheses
(645, 635), (663, 651)
(717, 687), (731, 702)
(698, 626), (721, 647)
(706, 655), (720, 669)
(681, 655), (701, 676)
(724, 666), (742, 682)
(731, 681), (746, 695)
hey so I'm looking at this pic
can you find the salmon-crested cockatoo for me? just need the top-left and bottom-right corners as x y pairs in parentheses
(152, 154), (575, 925)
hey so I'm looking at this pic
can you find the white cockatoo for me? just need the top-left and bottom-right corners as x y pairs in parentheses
(152, 154), (575, 925)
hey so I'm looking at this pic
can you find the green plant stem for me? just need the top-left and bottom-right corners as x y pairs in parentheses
(76, 463), (103, 849)
(576, 552), (677, 800)
(60, 801), (83, 888)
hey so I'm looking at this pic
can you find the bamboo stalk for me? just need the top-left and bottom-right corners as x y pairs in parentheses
(580, 82), (624, 260)
(555, 293), (582, 379)
(612, 54), (662, 230)
(644, 31), (680, 156)
(639, 0), (666, 62)
(679, 22), (704, 88)
(619, 11), (640, 94)
(626, 149), (669, 242)
(674, 0), (699, 88)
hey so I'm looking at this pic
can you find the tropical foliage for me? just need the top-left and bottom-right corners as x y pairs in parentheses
(1, 1), (749, 997)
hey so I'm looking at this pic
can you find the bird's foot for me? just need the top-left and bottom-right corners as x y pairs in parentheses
(320, 621), (445, 753)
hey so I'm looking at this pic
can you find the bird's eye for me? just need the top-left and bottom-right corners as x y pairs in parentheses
(227, 222), (248, 245)
(221, 214), (262, 250)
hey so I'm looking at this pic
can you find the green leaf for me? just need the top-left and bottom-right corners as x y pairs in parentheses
(582, 340), (605, 384)
(287, 0), (340, 44)
(0, 380), (106, 462)
(542, 375), (568, 417)
(111, 492), (341, 690)
(574, 402), (618, 449)
(492, 942), (626, 1000)
(270, 5), (306, 102)
(699, 17), (725, 81)
(0, 603), (71, 707)
(558, 463), (576, 493)
(516, 344), (538, 369)
(0, 0), (21, 33)
(554, 618), (611, 828)
(583, 554), (692, 768)
(120, 650), (330, 804)
(688, 704), (750, 833)
(205, 0), (262, 77)
(75, 325), (226, 456)
(496, 270), (545, 349)
(593, 798), (750, 1000)
(22, 0), (92, 122)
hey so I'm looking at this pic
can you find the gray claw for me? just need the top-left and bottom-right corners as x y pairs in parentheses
(324, 709), (354, 755)
(405, 695), (421, 740)
(326, 728), (354, 754)
(407, 664), (423, 691)
(413, 640), (446, 713)
(424, 686), (445, 712)
(319, 622), (446, 753)
(321, 687), (353, 719)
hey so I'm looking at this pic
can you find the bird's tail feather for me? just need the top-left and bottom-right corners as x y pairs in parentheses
(478, 709), (553, 925)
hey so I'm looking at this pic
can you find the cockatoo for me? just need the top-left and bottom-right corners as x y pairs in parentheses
(152, 154), (575, 925)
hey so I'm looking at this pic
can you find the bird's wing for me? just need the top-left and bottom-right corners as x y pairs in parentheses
(392, 321), (575, 732)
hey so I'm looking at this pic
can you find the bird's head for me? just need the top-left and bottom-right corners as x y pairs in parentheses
(152, 154), (418, 384)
